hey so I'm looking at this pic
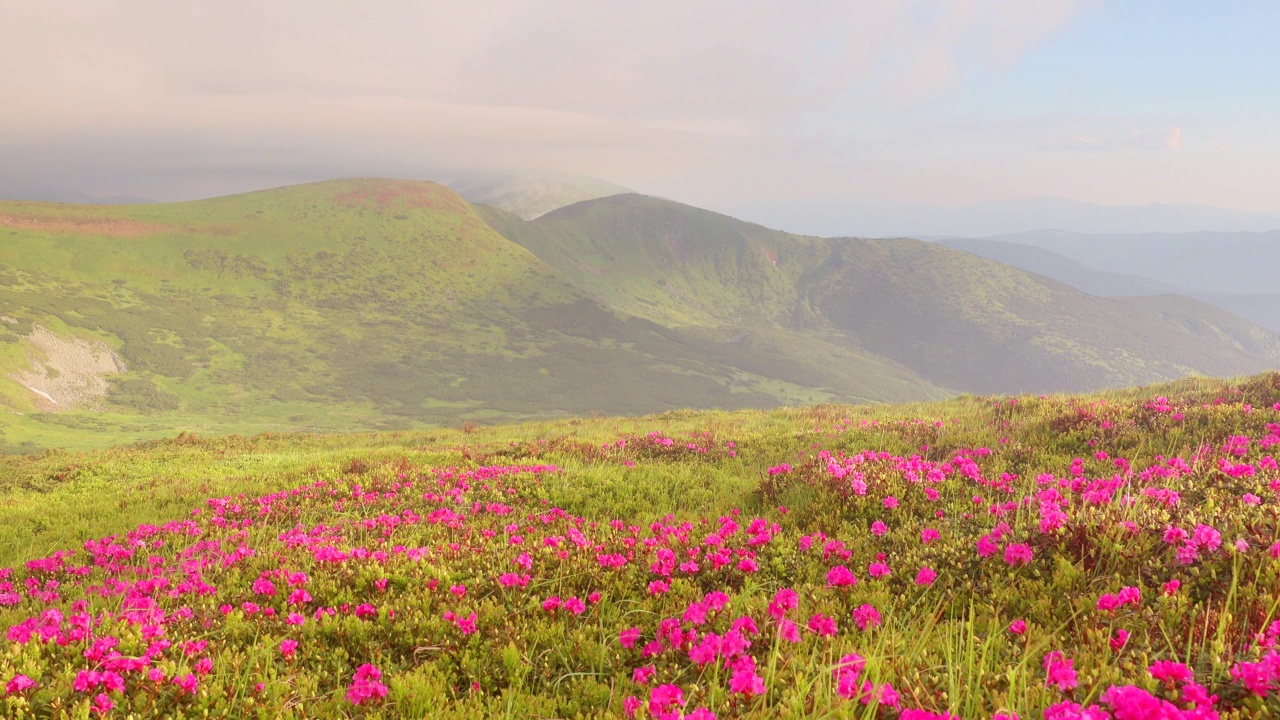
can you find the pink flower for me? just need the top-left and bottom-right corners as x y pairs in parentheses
(623, 696), (642, 719)
(808, 613), (838, 637)
(778, 618), (801, 643)
(619, 627), (642, 649)
(454, 611), (477, 635)
(632, 664), (656, 685)
(1009, 619), (1027, 635)
(1110, 628), (1129, 652)
(882, 496), (899, 509)
(976, 535), (1000, 558)
(542, 596), (562, 612)
(852, 604), (882, 631)
(1004, 543), (1033, 566)
(346, 664), (388, 705)
(915, 566), (937, 586)
(5, 674), (35, 695)
(1043, 651), (1078, 692)
(173, 673), (199, 695)
(728, 657), (766, 696)
(280, 638), (298, 658)
(867, 562), (890, 578)
(195, 657), (213, 675)
(90, 693), (114, 717)
(871, 521), (889, 536)
(1148, 660), (1194, 686)
(449, 584), (466, 597)
(648, 683), (685, 714)
(826, 565), (858, 587)
(688, 634), (720, 665)
(921, 528), (940, 544)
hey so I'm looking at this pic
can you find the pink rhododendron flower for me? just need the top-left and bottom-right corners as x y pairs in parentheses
(5, 674), (35, 695)
(346, 664), (388, 706)
(619, 627), (642, 648)
(1043, 651), (1078, 692)
(1003, 543), (1033, 566)
(1148, 660), (1193, 686)
(826, 565), (858, 587)
(808, 613), (838, 637)
(915, 566), (937, 585)
(852, 604), (882, 631)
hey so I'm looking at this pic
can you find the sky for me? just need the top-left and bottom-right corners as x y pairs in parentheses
(2, 0), (1280, 224)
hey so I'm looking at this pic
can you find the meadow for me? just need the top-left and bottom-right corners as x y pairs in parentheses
(2, 373), (1280, 718)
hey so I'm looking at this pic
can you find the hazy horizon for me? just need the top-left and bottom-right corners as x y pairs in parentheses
(4, 1), (1280, 234)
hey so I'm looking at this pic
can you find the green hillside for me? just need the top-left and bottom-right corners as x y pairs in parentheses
(481, 194), (1280, 395)
(0, 179), (941, 451)
(2, 179), (1277, 452)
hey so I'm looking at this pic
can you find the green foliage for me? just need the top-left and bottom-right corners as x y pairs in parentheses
(107, 377), (181, 412)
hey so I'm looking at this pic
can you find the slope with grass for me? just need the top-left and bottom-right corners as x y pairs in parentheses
(0, 179), (943, 452)
(481, 194), (1280, 396)
(2, 373), (1280, 717)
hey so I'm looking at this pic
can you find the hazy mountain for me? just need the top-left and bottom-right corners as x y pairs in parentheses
(0, 184), (154, 204)
(728, 196), (1280, 238)
(481, 193), (1280, 395)
(938, 238), (1181, 297)
(449, 172), (632, 219)
(942, 232), (1280, 333)
(979, 230), (1280, 295)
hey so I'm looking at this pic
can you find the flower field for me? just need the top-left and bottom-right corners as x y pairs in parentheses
(4, 375), (1280, 718)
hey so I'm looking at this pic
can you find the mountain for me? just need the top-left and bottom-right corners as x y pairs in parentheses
(0, 185), (154, 204)
(479, 193), (1280, 396)
(727, 196), (1280, 238)
(938, 238), (1181, 297)
(965, 230), (1280, 332)
(449, 173), (632, 219)
(2, 178), (1278, 451)
(0, 179), (943, 450)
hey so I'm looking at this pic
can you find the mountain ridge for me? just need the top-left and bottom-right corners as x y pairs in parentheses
(0, 177), (1277, 450)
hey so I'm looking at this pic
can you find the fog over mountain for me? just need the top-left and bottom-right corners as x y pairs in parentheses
(728, 197), (1280, 238)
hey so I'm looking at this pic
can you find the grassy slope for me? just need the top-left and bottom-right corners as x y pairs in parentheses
(0, 180), (941, 452)
(481, 195), (1280, 396)
(1, 373), (1279, 716)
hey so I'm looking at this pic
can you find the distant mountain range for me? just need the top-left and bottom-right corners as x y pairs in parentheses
(1, 178), (1277, 448)
(0, 185), (154, 205)
(941, 232), (1280, 332)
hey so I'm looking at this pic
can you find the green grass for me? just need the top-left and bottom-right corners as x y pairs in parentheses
(0, 373), (1279, 716)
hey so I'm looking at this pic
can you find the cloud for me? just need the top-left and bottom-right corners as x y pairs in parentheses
(1050, 124), (1185, 153)
(0, 3), (1082, 169)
